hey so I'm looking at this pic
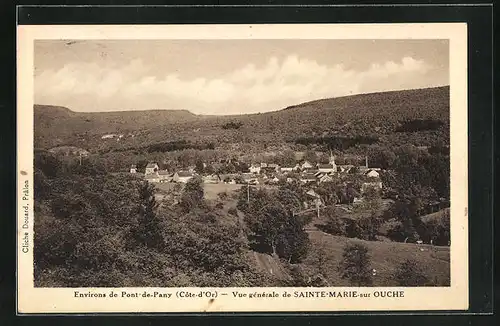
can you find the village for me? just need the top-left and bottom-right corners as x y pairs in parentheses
(129, 152), (384, 208)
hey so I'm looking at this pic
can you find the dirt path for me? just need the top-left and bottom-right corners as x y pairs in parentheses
(252, 251), (290, 280)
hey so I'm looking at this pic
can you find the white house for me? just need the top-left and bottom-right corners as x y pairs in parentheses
(365, 169), (380, 178)
(145, 163), (159, 175)
(318, 174), (334, 183)
(281, 164), (300, 173)
(203, 174), (220, 184)
(130, 165), (137, 174)
(249, 164), (261, 174)
(173, 171), (194, 183)
(301, 161), (314, 170)
(306, 189), (320, 198)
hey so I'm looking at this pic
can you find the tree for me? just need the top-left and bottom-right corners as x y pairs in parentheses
(276, 214), (311, 263)
(133, 182), (163, 250)
(276, 187), (303, 213)
(338, 243), (373, 286)
(323, 206), (346, 236)
(394, 259), (429, 286)
(180, 176), (204, 211)
(357, 213), (383, 241)
(195, 160), (205, 174)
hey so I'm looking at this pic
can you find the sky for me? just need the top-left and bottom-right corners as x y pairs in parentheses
(34, 39), (449, 115)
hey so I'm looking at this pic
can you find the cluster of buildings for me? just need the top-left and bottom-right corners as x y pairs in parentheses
(131, 153), (383, 192)
(246, 154), (382, 190)
(130, 163), (196, 183)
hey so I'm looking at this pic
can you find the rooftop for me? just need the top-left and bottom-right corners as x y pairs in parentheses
(177, 171), (193, 177)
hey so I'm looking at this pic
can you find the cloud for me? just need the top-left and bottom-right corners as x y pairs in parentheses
(35, 55), (433, 115)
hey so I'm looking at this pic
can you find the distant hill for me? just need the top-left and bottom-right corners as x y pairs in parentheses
(35, 105), (198, 133)
(34, 86), (449, 151)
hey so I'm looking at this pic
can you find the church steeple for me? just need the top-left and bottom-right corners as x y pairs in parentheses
(329, 150), (336, 166)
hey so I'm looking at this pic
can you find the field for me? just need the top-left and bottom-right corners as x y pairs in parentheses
(154, 182), (242, 200)
(298, 230), (450, 286)
(154, 182), (278, 201)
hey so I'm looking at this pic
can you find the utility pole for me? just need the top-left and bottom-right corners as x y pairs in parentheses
(79, 153), (82, 166)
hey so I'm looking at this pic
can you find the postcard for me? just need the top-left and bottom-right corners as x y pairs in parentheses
(17, 23), (468, 313)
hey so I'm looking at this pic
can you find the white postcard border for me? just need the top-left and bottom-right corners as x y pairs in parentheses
(17, 23), (468, 313)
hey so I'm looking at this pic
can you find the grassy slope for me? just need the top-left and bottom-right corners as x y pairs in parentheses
(301, 230), (450, 286)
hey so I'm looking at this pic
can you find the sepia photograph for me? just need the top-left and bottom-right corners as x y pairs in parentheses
(17, 23), (468, 313)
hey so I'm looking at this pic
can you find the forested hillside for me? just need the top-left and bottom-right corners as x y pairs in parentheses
(35, 86), (449, 152)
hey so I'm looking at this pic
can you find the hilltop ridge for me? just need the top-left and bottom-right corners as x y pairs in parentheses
(35, 86), (450, 151)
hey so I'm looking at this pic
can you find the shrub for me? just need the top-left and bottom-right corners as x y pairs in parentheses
(394, 259), (429, 286)
(338, 243), (373, 286)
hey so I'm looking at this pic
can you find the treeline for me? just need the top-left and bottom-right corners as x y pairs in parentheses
(146, 140), (215, 153)
(380, 145), (450, 244)
(295, 135), (379, 151)
(34, 151), (275, 287)
(395, 119), (445, 132)
(97, 140), (215, 155)
(221, 121), (243, 130)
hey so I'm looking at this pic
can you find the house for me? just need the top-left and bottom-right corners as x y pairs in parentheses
(203, 174), (220, 184)
(305, 190), (324, 207)
(173, 171), (194, 183)
(101, 134), (117, 139)
(130, 165), (137, 174)
(304, 168), (319, 175)
(158, 170), (172, 182)
(338, 165), (354, 173)
(242, 173), (255, 181)
(145, 173), (160, 183)
(306, 189), (320, 198)
(249, 164), (261, 174)
(300, 173), (317, 184)
(260, 162), (268, 168)
(301, 161), (314, 170)
(281, 164), (300, 173)
(318, 174), (334, 183)
(268, 163), (279, 169)
(145, 163), (159, 175)
(365, 169), (380, 178)
(317, 163), (336, 173)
